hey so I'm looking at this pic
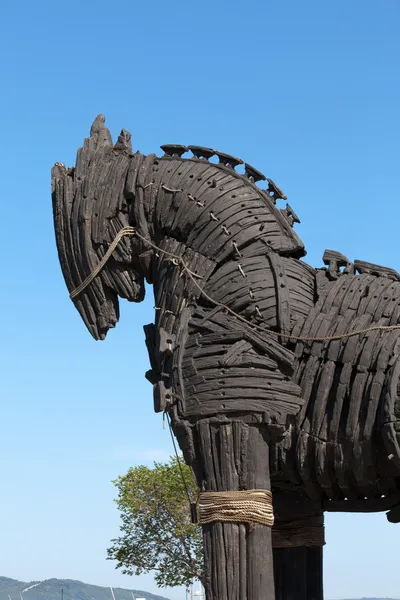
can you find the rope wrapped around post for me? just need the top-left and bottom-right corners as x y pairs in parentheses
(272, 514), (325, 548)
(197, 489), (274, 527)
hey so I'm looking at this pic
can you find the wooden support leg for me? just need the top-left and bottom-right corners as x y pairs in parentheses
(196, 420), (275, 600)
(273, 546), (323, 600)
(271, 491), (324, 600)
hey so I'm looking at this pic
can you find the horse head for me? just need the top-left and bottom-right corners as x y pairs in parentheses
(51, 118), (146, 340)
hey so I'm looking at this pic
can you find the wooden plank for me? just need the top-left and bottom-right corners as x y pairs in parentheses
(267, 251), (291, 339)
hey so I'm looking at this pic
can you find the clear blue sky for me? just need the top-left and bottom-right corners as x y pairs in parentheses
(0, 1), (399, 599)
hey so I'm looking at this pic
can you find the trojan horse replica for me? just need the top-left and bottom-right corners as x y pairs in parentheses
(52, 116), (400, 600)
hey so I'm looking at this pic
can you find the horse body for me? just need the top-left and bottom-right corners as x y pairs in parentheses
(52, 119), (400, 600)
(131, 149), (400, 507)
(279, 270), (400, 507)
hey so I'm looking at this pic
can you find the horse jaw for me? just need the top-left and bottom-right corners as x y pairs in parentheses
(71, 265), (145, 341)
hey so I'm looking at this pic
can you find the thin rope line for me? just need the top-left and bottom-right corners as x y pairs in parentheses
(70, 227), (202, 301)
(69, 227), (400, 343)
(70, 227), (136, 299)
(166, 412), (193, 507)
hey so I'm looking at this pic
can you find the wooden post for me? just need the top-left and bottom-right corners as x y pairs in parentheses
(271, 491), (324, 600)
(197, 420), (275, 600)
(273, 546), (323, 600)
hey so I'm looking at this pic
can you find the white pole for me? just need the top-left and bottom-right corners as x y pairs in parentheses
(110, 588), (116, 600)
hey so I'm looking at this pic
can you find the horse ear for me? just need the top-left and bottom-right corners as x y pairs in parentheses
(114, 128), (132, 152)
(89, 113), (113, 148)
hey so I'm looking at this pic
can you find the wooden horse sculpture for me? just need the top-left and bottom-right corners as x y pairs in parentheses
(52, 116), (400, 600)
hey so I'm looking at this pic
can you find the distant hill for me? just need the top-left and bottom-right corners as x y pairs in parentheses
(0, 577), (170, 600)
(1, 579), (398, 600)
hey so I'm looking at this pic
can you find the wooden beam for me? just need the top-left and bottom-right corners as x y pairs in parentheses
(197, 420), (275, 599)
(273, 546), (323, 600)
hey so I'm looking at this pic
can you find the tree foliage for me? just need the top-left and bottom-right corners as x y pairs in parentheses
(107, 456), (203, 588)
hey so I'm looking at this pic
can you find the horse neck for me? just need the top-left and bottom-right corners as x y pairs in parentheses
(136, 154), (304, 257)
(132, 153), (311, 338)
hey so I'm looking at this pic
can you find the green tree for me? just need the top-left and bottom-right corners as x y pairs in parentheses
(107, 456), (204, 588)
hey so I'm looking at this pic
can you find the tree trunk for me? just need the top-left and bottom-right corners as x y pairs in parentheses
(196, 420), (275, 600)
(273, 546), (323, 600)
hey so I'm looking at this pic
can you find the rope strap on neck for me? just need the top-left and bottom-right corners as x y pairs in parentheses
(68, 225), (400, 344)
(70, 227), (137, 300)
(272, 515), (325, 548)
(197, 490), (274, 527)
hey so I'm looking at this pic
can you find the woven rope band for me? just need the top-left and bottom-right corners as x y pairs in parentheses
(272, 515), (325, 548)
(198, 490), (274, 527)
